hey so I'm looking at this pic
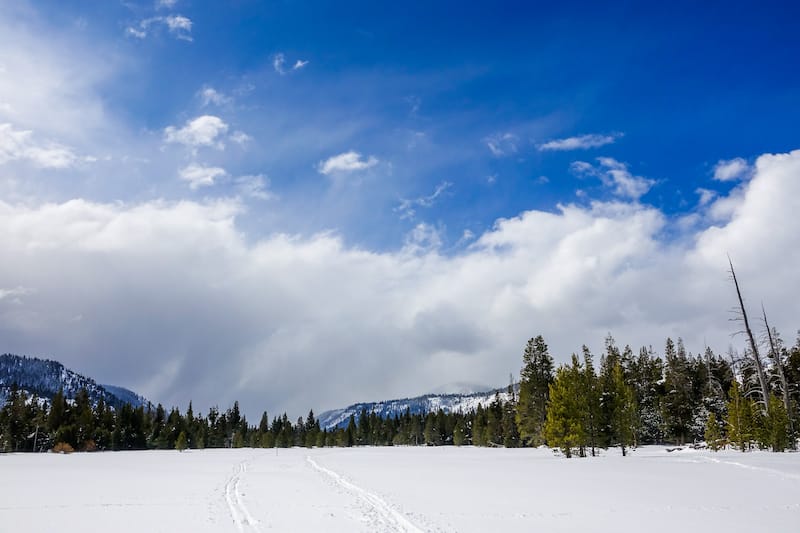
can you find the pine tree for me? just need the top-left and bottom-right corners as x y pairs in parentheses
(704, 412), (722, 451)
(516, 335), (554, 446)
(662, 338), (694, 444)
(610, 362), (637, 455)
(453, 417), (466, 446)
(544, 360), (585, 458)
(726, 380), (753, 451)
(175, 430), (188, 452)
(581, 346), (600, 456)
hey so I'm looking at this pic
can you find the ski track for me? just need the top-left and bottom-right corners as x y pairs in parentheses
(224, 460), (262, 532)
(306, 455), (423, 533)
(698, 455), (800, 481)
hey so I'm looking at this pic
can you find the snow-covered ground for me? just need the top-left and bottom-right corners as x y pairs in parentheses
(1, 446), (798, 532)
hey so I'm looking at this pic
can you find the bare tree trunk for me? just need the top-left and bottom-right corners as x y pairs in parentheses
(729, 256), (769, 410)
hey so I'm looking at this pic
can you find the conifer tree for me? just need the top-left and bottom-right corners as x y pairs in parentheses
(516, 335), (554, 446)
(581, 346), (600, 456)
(662, 338), (694, 444)
(175, 430), (188, 452)
(610, 362), (637, 455)
(544, 360), (585, 458)
(726, 380), (753, 451)
(704, 412), (722, 451)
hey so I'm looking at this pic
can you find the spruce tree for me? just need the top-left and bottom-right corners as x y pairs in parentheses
(610, 362), (637, 455)
(662, 338), (694, 444)
(516, 335), (554, 446)
(726, 380), (753, 451)
(704, 412), (722, 451)
(175, 430), (188, 452)
(544, 360), (585, 458)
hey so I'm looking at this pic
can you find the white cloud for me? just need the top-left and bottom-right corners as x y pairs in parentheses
(403, 222), (444, 253)
(484, 132), (518, 157)
(157, 0), (179, 8)
(0, 286), (34, 301)
(713, 157), (751, 181)
(0, 14), (111, 144)
(0, 123), (78, 168)
(179, 163), (226, 189)
(273, 53), (286, 74)
(230, 131), (252, 145)
(198, 86), (231, 107)
(235, 174), (273, 200)
(126, 15), (193, 42)
(571, 157), (655, 200)
(317, 151), (379, 175)
(396, 181), (453, 220)
(538, 133), (621, 151)
(273, 54), (309, 75)
(696, 187), (717, 207)
(0, 149), (798, 420)
(164, 115), (229, 149)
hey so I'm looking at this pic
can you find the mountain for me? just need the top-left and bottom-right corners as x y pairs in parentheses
(0, 353), (148, 409)
(317, 386), (515, 430)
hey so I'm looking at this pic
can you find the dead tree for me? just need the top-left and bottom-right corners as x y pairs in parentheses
(728, 256), (769, 410)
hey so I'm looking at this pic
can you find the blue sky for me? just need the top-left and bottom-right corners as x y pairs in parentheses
(2, 1), (799, 417)
(13, 0), (800, 248)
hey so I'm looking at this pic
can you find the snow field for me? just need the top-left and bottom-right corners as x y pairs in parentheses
(1, 446), (798, 532)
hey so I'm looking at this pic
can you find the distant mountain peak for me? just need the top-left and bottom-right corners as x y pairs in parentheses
(317, 386), (515, 430)
(0, 353), (148, 409)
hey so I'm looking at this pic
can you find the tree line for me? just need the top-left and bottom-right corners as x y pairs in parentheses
(2, 331), (798, 455)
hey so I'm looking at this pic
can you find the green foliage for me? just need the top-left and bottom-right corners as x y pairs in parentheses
(704, 412), (722, 451)
(516, 335), (554, 446)
(544, 358), (586, 458)
(3, 330), (799, 455)
(726, 381), (754, 451)
(175, 430), (188, 451)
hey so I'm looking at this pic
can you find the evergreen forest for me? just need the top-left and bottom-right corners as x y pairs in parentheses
(2, 332), (799, 457)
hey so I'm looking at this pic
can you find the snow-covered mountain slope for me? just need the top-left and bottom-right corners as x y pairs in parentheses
(317, 387), (514, 430)
(0, 353), (148, 409)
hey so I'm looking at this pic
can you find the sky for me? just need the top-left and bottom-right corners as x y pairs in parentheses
(1, 0), (799, 420)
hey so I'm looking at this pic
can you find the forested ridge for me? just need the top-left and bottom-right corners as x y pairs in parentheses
(2, 331), (799, 455)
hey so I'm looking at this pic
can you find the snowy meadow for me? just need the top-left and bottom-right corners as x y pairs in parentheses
(2, 446), (798, 532)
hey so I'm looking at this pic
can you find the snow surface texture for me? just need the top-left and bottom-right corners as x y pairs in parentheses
(1, 446), (798, 532)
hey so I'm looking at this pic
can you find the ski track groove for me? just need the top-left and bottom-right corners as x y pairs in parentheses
(699, 455), (800, 481)
(224, 460), (262, 532)
(306, 455), (423, 533)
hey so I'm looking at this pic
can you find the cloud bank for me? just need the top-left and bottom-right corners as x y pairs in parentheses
(1, 149), (798, 420)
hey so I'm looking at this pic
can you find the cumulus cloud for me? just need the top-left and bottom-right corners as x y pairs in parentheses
(484, 132), (518, 157)
(164, 115), (229, 149)
(1, 149), (799, 422)
(179, 163), (226, 189)
(713, 157), (751, 181)
(571, 157), (656, 200)
(538, 133), (621, 151)
(317, 151), (379, 175)
(395, 181), (453, 220)
(126, 15), (193, 42)
(0, 123), (78, 168)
